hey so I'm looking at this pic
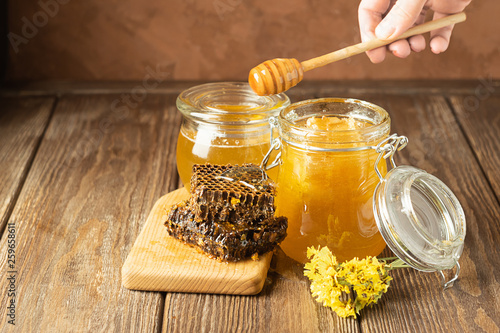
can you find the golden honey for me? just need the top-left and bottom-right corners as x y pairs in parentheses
(176, 122), (279, 186)
(176, 83), (289, 187)
(275, 98), (391, 263)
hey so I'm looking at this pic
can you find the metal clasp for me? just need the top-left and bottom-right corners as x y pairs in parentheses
(374, 134), (409, 182)
(260, 139), (281, 170)
(440, 259), (461, 290)
(260, 117), (281, 171)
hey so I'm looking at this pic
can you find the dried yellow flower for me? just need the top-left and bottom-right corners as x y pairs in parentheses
(304, 246), (403, 318)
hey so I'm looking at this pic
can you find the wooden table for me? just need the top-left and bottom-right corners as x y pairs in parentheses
(1, 80), (500, 332)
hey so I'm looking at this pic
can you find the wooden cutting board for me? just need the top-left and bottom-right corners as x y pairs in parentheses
(122, 188), (273, 295)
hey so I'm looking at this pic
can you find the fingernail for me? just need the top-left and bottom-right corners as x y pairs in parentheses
(375, 21), (395, 39)
(431, 47), (442, 55)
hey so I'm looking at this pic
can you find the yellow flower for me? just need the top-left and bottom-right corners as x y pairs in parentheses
(304, 246), (400, 318)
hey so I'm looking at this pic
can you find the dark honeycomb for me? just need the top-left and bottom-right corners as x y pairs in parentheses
(165, 202), (287, 261)
(164, 163), (288, 261)
(190, 164), (275, 225)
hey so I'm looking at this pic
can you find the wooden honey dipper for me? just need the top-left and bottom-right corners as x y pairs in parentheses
(249, 12), (466, 96)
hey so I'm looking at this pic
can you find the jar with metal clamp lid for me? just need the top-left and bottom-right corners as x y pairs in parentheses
(262, 97), (465, 288)
(176, 82), (290, 187)
(268, 98), (391, 263)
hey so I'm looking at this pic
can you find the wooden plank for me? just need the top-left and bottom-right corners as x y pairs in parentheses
(0, 97), (55, 233)
(0, 93), (182, 332)
(449, 94), (500, 203)
(163, 248), (359, 333)
(122, 188), (273, 295)
(352, 95), (500, 332)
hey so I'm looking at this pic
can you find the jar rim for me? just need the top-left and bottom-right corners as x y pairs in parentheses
(279, 97), (391, 145)
(177, 82), (290, 126)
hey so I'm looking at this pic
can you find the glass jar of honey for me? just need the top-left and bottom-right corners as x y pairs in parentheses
(176, 82), (290, 187)
(274, 98), (391, 263)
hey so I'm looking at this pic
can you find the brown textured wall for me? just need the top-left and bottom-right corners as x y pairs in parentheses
(6, 0), (500, 81)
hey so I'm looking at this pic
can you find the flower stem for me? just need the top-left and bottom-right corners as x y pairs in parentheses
(380, 257), (411, 270)
(379, 256), (399, 261)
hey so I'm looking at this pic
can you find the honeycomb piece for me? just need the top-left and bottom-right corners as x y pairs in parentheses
(163, 163), (288, 261)
(164, 202), (287, 261)
(189, 164), (276, 225)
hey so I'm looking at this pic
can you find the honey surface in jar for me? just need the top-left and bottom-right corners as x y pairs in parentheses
(277, 115), (387, 263)
(176, 105), (279, 187)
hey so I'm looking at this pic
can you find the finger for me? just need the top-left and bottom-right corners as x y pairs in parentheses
(375, 0), (427, 40)
(358, 0), (392, 63)
(408, 35), (426, 52)
(388, 40), (411, 58)
(431, 0), (471, 15)
(360, 12), (388, 64)
(429, 12), (455, 54)
(380, 4), (427, 59)
(407, 7), (427, 52)
(366, 47), (387, 63)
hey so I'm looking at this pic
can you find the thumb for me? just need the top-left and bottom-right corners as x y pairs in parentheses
(375, 0), (427, 39)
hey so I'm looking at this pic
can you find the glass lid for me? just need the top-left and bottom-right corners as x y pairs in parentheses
(373, 165), (466, 273)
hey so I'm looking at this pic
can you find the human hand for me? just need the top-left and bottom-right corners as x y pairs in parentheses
(358, 0), (472, 63)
